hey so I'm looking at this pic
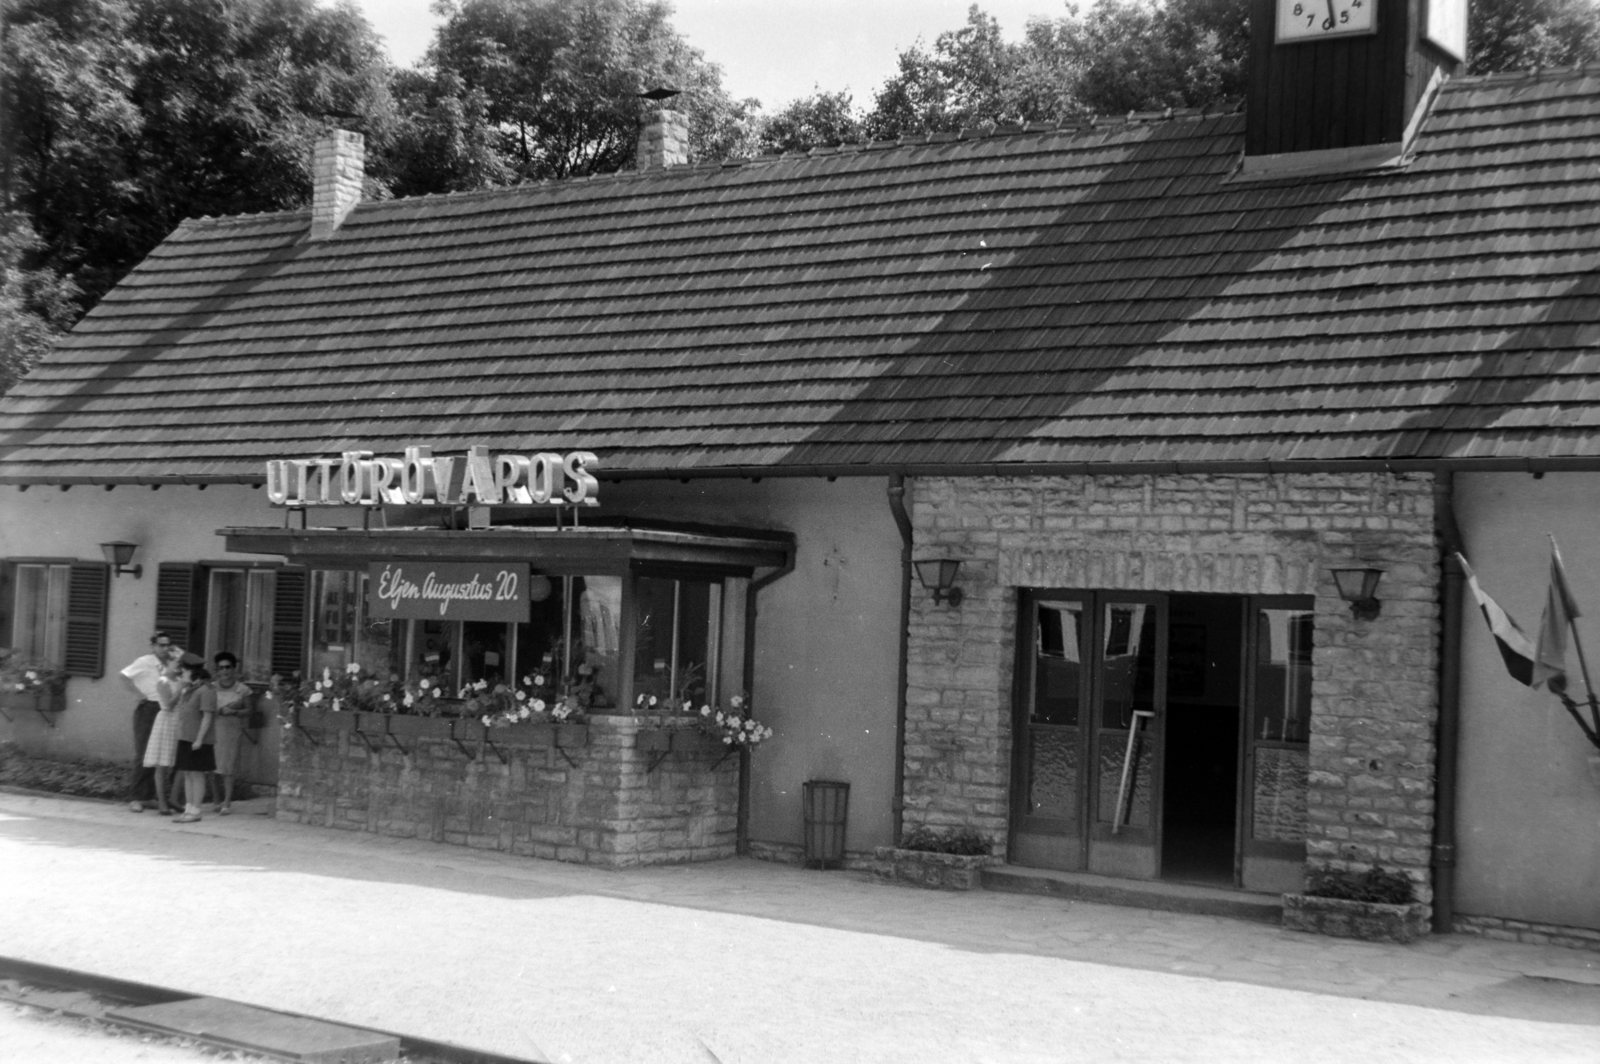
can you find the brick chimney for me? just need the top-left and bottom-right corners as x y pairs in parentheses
(310, 129), (364, 240)
(637, 109), (689, 171)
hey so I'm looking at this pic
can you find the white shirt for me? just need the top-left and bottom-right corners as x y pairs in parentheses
(120, 653), (165, 701)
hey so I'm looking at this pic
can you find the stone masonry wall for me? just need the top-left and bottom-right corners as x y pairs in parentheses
(905, 473), (1440, 904)
(277, 715), (738, 867)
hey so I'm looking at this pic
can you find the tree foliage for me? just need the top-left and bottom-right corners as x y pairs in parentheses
(0, 212), (80, 395)
(755, 89), (862, 154)
(405, 0), (755, 186)
(1470, 0), (1600, 73)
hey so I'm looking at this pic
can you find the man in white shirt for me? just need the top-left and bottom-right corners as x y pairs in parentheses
(120, 631), (174, 811)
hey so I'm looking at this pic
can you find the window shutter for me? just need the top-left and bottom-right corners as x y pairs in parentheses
(155, 563), (206, 650)
(0, 562), (13, 647)
(271, 567), (307, 680)
(64, 562), (110, 677)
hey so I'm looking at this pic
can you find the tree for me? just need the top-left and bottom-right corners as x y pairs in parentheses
(755, 89), (862, 154)
(1470, 0), (1600, 73)
(2, 0), (396, 313)
(412, 0), (755, 184)
(0, 212), (79, 395)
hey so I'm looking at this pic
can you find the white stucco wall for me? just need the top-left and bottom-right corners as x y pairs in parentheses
(600, 477), (904, 857)
(1453, 472), (1600, 932)
(0, 483), (283, 779)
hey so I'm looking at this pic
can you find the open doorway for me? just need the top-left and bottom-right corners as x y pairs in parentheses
(1160, 594), (1242, 885)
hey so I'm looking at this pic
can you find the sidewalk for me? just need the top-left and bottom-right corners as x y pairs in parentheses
(0, 790), (1594, 1064)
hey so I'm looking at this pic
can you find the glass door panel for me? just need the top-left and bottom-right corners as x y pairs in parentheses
(1088, 595), (1165, 879)
(1011, 596), (1090, 870)
(1241, 599), (1313, 892)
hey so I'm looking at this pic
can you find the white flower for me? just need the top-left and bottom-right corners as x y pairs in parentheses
(730, 695), (745, 709)
(474, 679), (488, 691)
(346, 663), (360, 674)
(403, 691), (415, 707)
(308, 692), (323, 704)
(481, 715), (492, 727)
(532, 699), (546, 713)
(518, 707), (530, 720)
(722, 735), (733, 744)
(515, 690), (527, 702)
(331, 698), (342, 712)
(323, 667), (332, 683)
(532, 674), (545, 686)
(12, 682), (23, 692)
(700, 704), (711, 716)
(24, 670), (36, 681)
(647, 695), (658, 707)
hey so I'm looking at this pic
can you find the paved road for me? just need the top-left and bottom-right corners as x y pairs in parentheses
(0, 792), (1594, 1063)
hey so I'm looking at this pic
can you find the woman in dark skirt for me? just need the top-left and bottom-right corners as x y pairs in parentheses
(171, 654), (217, 824)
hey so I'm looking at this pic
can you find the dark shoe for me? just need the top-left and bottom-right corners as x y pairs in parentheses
(158, 807), (173, 816)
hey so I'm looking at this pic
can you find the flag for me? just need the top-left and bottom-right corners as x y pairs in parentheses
(1533, 537), (1582, 689)
(1457, 553), (1537, 687)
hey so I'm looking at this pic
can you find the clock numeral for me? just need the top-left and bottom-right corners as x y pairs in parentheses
(1339, 9), (1348, 21)
(1292, 2), (1303, 12)
(1322, 16), (1334, 29)
(1306, 13), (1314, 25)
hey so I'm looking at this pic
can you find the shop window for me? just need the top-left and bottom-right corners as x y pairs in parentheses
(1254, 608), (1313, 744)
(157, 562), (304, 683)
(632, 576), (720, 708)
(0, 560), (110, 677)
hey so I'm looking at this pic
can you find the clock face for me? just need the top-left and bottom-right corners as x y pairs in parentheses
(1276, 0), (1377, 43)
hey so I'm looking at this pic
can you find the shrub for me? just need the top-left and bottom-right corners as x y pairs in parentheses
(1306, 866), (1417, 905)
(899, 826), (992, 856)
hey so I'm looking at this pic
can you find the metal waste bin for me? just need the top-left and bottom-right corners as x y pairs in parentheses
(802, 779), (849, 869)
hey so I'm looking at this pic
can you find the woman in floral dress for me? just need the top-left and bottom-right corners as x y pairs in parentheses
(142, 653), (191, 815)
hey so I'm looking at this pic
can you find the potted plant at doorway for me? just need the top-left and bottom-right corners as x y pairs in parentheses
(1282, 865), (1429, 944)
(872, 826), (995, 891)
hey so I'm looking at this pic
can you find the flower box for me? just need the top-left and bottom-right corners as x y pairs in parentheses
(495, 720), (554, 747)
(1281, 893), (1430, 944)
(381, 713), (451, 740)
(554, 722), (589, 747)
(0, 687), (64, 715)
(635, 728), (674, 752)
(872, 846), (993, 891)
(296, 705), (356, 733)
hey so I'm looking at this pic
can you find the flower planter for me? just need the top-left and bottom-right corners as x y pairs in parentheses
(635, 729), (674, 753)
(0, 687), (64, 715)
(296, 705), (355, 733)
(1281, 893), (1430, 944)
(554, 722), (589, 747)
(872, 846), (993, 891)
(497, 721), (554, 748)
(383, 713), (451, 740)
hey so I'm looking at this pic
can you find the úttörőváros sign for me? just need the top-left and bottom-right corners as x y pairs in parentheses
(368, 561), (530, 622)
(266, 445), (599, 507)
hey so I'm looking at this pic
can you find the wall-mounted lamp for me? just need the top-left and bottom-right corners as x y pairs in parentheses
(914, 558), (964, 607)
(1330, 566), (1384, 621)
(100, 541), (143, 579)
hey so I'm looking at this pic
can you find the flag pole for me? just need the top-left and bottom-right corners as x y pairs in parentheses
(1551, 684), (1600, 749)
(1550, 535), (1600, 734)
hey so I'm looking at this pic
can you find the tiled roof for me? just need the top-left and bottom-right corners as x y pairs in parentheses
(2, 67), (1598, 481)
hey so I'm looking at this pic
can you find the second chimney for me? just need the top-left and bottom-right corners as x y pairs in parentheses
(637, 110), (689, 172)
(310, 129), (364, 240)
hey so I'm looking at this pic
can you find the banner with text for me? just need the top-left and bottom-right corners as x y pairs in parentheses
(367, 561), (529, 623)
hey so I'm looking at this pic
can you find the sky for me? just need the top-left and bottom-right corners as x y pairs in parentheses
(355, 0), (1072, 110)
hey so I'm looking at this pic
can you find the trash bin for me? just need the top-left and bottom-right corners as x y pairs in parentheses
(802, 779), (849, 869)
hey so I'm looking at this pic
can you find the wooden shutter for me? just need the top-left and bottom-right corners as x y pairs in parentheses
(63, 562), (110, 677)
(0, 562), (13, 648)
(270, 567), (307, 680)
(155, 563), (206, 650)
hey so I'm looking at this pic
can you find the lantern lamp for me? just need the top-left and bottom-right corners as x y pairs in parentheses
(1330, 566), (1384, 620)
(914, 558), (964, 607)
(100, 541), (143, 579)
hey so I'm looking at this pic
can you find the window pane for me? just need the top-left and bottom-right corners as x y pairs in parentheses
(243, 570), (277, 684)
(13, 564), (67, 663)
(1255, 608), (1313, 744)
(1033, 602), (1084, 726)
(413, 619), (460, 690)
(207, 570), (247, 665)
(573, 576), (620, 709)
(460, 621), (509, 687)
(632, 576), (677, 705)
(1101, 602), (1156, 729)
(515, 574), (566, 685)
(310, 570), (362, 678)
(675, 581), (713, 708)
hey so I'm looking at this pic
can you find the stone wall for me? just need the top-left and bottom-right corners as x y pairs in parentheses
(905, 472), (1440, 902)
(277, 714), (738, 867)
